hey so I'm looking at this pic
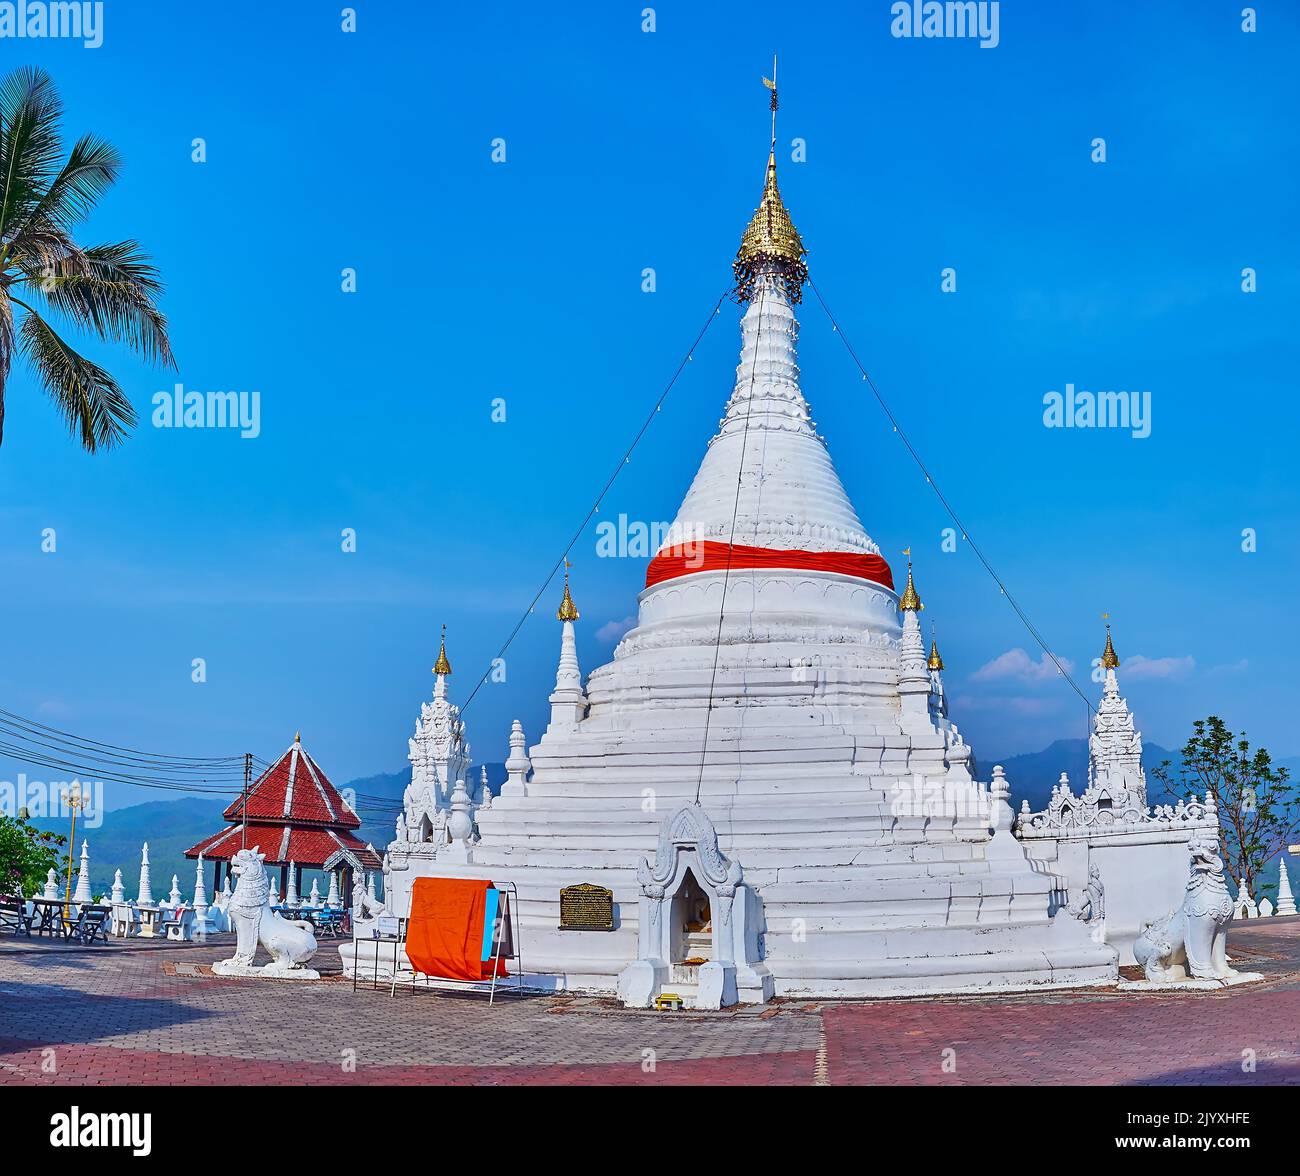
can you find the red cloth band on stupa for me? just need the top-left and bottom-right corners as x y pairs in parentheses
(645, 541), (895, 590)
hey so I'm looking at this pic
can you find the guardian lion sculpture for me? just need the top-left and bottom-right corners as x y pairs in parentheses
(1132, 835), (1235, 983)
(212, 847), (320, 980)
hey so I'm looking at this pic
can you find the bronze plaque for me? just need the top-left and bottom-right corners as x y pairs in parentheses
(559, 883), (614, 931)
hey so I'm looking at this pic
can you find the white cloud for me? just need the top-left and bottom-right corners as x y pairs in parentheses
(1123, 654), (1195, 680)
(596, 616), (637, 643)
(971, 648), (1074, 684)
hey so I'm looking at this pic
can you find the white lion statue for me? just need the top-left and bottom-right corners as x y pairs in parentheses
(212, 847), (320, 980)
(1133, 835), (1236, 983)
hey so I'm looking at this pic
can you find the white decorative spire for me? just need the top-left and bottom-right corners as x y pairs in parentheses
(503, 719), (531, 797)
(549, 562), (588, 729)
(193, 854), (212, 935)
(308, 878), (321, 907)
(404, 626), (469, 842)
(1278, 858), (1297, 917)
(325, 871), (340, 909)
(1088, 624), (1146, 805)
(656, 247), (881, 564)
(448, 777), (474, 843)
(73, 840), (93, 904)
(285, 863), (299, 906)
(110, 868), (125, 905)
(478, 764), (493, 810)
(167, 874), (182, 908)
(137, 842), (154, 905)
(366, 871), (378, 904)
(43, 867), (59, 900)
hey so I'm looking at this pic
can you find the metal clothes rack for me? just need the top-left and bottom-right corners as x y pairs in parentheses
(393, 880), (525, 1005)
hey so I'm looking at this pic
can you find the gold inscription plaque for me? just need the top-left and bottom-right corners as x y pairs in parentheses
(558, 883), (614, 931)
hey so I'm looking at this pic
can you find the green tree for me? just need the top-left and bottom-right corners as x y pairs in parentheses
(1152, 716), (1297, 900)
(0, 66), (175, 452)
(0, 813), (66, 896)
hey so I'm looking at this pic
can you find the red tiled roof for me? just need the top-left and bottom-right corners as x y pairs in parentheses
(220, 739), (360, 829)
(184, 823), (381, 870)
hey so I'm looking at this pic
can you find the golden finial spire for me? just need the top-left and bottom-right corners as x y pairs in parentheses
(734, 56), (808, 304)
(433, 624), (452, 676)
(294, 730), (301, 743)
(899, 548), (923, 612)
(927, 624), (944, 672)
(1100, 618), (1119, 670)
(557, 559), (580, 622)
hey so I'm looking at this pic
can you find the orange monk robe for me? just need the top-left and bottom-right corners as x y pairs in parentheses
(404, 877), (508, 982)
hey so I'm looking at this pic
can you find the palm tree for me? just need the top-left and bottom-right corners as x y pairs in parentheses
(0, 66), (174, 453)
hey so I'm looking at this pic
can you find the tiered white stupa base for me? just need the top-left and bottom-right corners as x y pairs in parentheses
(386, 701), (1116, 1001)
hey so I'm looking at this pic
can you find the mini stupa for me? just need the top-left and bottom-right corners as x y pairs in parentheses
(380, 74), (1117, 1004)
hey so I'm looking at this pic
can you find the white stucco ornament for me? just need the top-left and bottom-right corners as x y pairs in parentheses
(1132, 835), (1259, 987)
(618, 804), (771, 1010)
(212, 848), (320, 980)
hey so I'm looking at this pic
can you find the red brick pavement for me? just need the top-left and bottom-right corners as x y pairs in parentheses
(4, 918), (1299, 1085)
(0, 1036), (818, 1086)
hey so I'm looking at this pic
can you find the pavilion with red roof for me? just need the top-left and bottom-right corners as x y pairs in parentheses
(185, 733), (382, 900)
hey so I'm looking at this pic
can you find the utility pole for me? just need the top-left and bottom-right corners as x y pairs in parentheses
(241, 752), (252, 850)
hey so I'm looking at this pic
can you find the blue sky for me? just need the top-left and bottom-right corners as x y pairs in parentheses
(0, 0), (1296, 810)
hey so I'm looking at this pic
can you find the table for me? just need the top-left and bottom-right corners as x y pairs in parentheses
(28, 899), (66, 937)
(353, 920), (408, 992)
(134, 905), (163, 938)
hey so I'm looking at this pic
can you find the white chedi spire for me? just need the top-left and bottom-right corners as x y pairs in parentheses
(192, 854), (212, 934)
(167, 875), (182, 908)
(308, 878), (321, 907)
(1278, 858), (1297, 917)
(137, 842), (154, 905)
(1089, 625), (1146, 804)
(110, 868), (125, 905)
(404, 625), (469, 841)
(657, 268), (881, 562)
(74, 840), (93, 904)
(478, 764), (493, 810)
(325, 871), (340, 909)
(549, 564), (587, 729)
(43, 867), (59, 900)
(285, 863), (299, 906)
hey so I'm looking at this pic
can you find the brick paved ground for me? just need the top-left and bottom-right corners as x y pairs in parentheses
(2, 918), (1298, 1085)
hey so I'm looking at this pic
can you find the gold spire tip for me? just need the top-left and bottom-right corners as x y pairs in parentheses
(928, 639), (944, 673)
(557, 560), (580, 622)
(733, 64), (807, 304)
(899, 553), (923, 612)
(434, 624), (452, 676)
(1101, 624), (1120, 670)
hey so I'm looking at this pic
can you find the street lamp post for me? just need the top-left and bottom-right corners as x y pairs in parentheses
(62, 782), (84, 921)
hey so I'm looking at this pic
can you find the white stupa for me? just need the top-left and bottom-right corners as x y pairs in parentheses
(379, 89), (1117, 1005)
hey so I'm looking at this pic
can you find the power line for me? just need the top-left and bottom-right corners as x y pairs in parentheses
(457, 285), (734, 717)
(805, 276), (1093, 713)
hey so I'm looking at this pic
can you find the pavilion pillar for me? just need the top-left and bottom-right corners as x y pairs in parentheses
(279, 863), (288, 903)
(212, 860), (221, 894)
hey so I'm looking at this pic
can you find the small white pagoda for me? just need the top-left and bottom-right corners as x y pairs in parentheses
(370, 89), (1120, 1005)
(1017, 627), (1217, 961)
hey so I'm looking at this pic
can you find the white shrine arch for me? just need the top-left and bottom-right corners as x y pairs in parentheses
(618, 804), (772, 1010)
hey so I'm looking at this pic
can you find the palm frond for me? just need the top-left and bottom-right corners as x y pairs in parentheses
(0, 68), (64, 245)
(17, 303), (136, 451)
(21, 134), (119, 234)
(0, 292), (13, 446)
(19, 240), (175, 367)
